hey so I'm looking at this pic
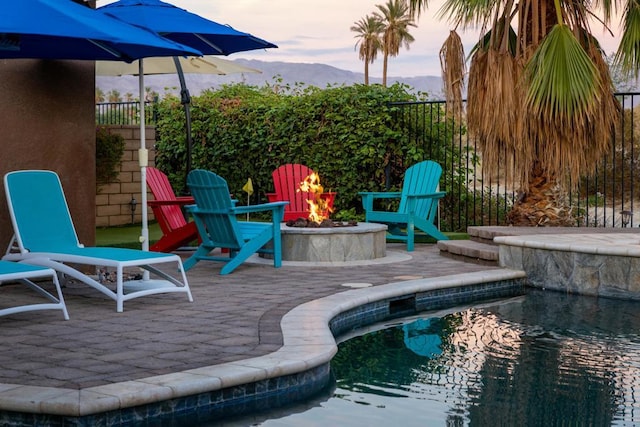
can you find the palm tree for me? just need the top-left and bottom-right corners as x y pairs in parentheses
(407, 0), (625, 225)
(374, 0), (416, 86)
(95, 88), (105, 103)
(107, 89), (121, 103)
(351, 15), (384, 85)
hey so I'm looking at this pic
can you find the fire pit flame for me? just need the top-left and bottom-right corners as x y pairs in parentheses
(298, 172), (334, 223)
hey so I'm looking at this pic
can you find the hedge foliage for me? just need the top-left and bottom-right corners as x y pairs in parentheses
(96, 126), (125, 191)
(154, 83), (456, 219)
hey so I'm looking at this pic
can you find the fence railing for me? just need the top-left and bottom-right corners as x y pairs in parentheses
(390, 93), (640, 231)
(97, 93), (640, 231)
(96, 101), (157, 125)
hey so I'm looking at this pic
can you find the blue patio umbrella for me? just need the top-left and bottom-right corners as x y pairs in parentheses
(0, 0), (202, 255)
(100, 0), (277, 195)
(99, 0), (277, 56)
(0, 0), (200, 61)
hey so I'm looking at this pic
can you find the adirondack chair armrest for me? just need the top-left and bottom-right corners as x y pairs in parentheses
(176, 196), (196, 203)
(405, 192), (447, 217)
(148, 197), (195, 207)
(266, 192), (278, 202)
(233, 201), (288, 215)
(359, 191), (402, 211)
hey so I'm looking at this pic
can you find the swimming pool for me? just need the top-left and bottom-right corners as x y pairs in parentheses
(225, 288), (640, 425)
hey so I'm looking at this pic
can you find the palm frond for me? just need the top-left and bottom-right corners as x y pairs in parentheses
(467, 48), (524, 183)
(437, 0), (501, 29)
(614, 0), (640, 78)
(525, 24), (601, 120)
(440, 31), (466, 118)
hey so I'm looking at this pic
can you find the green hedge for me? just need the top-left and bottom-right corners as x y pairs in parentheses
(96, 126), (125, 191)
(155, 83), (456, 219)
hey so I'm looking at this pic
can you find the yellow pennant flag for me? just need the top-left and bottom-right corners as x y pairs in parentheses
(242, 178), (254, 196)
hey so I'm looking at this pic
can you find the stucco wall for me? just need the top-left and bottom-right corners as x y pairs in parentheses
(0, 59), (96, 247)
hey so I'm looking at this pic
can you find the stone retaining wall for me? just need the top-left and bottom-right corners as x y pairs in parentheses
(496, 233), (640, 300)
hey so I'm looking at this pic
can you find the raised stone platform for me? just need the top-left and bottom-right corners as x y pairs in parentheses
(495, 232), (640, 300)
(280, 222), (387, 262)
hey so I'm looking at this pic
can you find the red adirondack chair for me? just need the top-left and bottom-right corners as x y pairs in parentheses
(146, 167), (199, 252)
(266, 164), (336, 221)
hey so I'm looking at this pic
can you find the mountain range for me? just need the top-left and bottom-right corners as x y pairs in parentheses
(96, 58), (446, 100)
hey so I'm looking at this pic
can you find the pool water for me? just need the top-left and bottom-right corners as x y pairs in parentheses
(222, 288), (640, 426)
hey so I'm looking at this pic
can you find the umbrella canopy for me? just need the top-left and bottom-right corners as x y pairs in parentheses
(0, 0), (201, 61)
(0, 0), (203, 256)
(99, 0), (277, 249)
(98, 0), (277, 169)
(96, 55), (261, 76)
(99, 0), (277, 55)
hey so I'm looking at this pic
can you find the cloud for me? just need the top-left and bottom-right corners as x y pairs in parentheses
(98, 0), (621, 78)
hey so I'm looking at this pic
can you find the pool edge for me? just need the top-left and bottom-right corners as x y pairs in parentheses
(0, 268), (526, 425)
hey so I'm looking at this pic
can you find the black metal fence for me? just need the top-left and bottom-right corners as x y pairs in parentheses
(95, 101), (157, 126)
(390, 93), (640, 231)
(97, 93), (640, 231)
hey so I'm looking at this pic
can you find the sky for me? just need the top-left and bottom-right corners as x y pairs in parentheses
(98, 0), (622, 78)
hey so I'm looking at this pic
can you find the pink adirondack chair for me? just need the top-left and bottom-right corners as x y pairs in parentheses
(266, 164), (336, 221)
(146, 167), (199, 252)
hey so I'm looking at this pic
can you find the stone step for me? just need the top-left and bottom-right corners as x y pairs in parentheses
(459, 226), (638, 265)
(437, 239), (499, 266)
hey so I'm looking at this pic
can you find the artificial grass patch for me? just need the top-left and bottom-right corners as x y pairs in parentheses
(96, 222), (162, 249)
(386, 231), (469, 244)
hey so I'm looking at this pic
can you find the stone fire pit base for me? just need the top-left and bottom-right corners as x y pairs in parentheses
(279, 222), (387, 262)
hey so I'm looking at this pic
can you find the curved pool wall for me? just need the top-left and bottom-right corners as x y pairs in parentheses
(496, 233), (640, 300)
(0, 269), (525, 426)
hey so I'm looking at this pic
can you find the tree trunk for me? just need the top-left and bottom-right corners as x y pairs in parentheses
(382, 53), (388, 87)
(506, 161), (576, 227)
(365, 60), (369, 85)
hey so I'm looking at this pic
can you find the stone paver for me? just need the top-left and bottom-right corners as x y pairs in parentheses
(0, 243), (494, 390)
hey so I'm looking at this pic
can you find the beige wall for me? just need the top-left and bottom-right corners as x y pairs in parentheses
(0, 59), (96, 246)
(96, 126), (156, 227)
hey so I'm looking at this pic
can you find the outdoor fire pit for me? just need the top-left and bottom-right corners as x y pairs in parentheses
(264, 171), (387, 262)
(279, 221), (387, 262)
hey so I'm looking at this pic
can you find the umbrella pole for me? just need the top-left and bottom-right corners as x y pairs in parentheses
(139, 60), (151, 272)
(173, 57), (193, 195)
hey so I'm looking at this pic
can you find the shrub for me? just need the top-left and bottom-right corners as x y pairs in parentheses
(154, 82), (471, 229)
(96, 126), (125, 190)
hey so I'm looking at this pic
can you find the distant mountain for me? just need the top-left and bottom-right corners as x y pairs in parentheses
(96, 58), (445, 100)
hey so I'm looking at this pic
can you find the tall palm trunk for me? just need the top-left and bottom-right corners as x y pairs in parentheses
(506, 161), (575, 226)
(364, 60), (370, 85)
(382, 53), (389, 86)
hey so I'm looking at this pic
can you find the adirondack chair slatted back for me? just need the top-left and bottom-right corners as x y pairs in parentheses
(5, 170), (80, 253)
(359, 160), (447, 251)
(272, 164), (312, 218)
(187, 170), (243, 249)
(267, 163), (336, 221)
(398, 161), (442, 221)
(147, 167), (187, 233)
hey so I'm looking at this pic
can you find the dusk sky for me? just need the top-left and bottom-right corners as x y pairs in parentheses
(100, 0), (621, 78)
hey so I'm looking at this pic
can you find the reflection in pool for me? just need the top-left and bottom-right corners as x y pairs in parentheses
(222, 289), (640, 426)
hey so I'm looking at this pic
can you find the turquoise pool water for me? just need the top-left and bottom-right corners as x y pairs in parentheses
(225, 288), (640, 426)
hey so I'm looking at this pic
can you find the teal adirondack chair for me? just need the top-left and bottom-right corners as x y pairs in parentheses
(183, 170), (288, 275)
(359, 160), (448, 251)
